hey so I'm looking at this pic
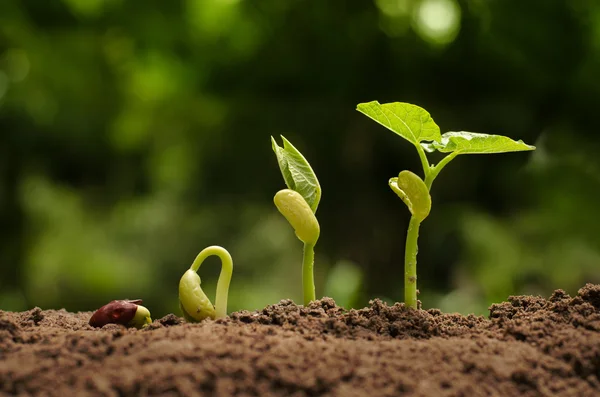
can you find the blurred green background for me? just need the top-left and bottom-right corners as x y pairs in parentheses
(1, 0), (599, 317)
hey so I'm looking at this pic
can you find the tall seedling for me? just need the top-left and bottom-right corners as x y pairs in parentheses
(272, 136), (321, 306)
(357, 101), (535, 309)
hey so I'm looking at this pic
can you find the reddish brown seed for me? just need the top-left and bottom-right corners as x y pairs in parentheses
(89, 300), (142, 328)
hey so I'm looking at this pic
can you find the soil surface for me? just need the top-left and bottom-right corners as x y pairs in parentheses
(1, 284), (599, 397)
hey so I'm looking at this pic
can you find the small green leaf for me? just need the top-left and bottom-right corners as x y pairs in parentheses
(271, 136), (321, 213)
(430, 131), (536, 154)
(357, 101), (441, 145)
(389, 171), (431, 222)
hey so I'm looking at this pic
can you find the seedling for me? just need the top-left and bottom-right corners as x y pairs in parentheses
(89, 299), (152, 329)
(271, 136), (321, 306)
(357, 101), (535, 309)
(179, 245), (233, 321)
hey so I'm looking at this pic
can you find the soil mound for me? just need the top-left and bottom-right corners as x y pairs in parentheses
(1, 284), (599, 396)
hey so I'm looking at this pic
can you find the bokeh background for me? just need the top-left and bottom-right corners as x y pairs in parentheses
(1, 0), (599, 317)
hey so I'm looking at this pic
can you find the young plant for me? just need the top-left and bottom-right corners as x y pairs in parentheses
(357, 101), (536, 309)
(179, 245), (233, 322)
(271, 136), (321, 306)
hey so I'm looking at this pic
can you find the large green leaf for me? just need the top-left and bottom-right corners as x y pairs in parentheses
(389, 171), (431, 222)
(428, 131), (536, 154)
(271, 136), (321, 213)
(356, 101), (441, 145)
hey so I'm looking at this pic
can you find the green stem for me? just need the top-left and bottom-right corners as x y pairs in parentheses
(302, 243), (316, 306)
(415, 143), (432, 180)
(424, 151), (459, 189)
(404, 216), (421, 309)
(191, 245), (233, 319)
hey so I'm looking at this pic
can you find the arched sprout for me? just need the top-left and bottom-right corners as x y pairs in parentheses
(179, 245), (233, 321)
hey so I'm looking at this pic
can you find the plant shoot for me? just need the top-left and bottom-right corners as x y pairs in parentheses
(179, 245), (233, 321)
(357, 101), (535, 309)
(271, 136), (321, 306)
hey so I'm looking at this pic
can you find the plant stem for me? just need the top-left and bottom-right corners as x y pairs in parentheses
(404, 216), (421, 309)
(425, 151), (459, 189)
(302, 243), (316, 306)
(191, 245), (233, 319)
(408, 146), (457, 309)
(415, 143), (431, 180)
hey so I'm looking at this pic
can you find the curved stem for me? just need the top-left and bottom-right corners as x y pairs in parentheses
(190, 245), (233, 319)
(404, 216), (421, 309)
(302, 243), (316, 306)
(415, 143), (432, 180)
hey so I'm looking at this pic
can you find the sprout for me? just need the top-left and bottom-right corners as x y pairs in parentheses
(357, 101), (535, 309)
(179, 245), (233, 322)
(271, 136), (321, 306)
(89, 299), (152, 329)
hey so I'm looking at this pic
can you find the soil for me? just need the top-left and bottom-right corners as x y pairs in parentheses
(1, 284), (599, 397)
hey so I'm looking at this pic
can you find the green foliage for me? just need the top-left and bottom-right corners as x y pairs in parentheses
(356, 101), (441, 146)
(271, 136), (322, 213)
(423, 132), (535, 154)
(358, 100), (535, 309)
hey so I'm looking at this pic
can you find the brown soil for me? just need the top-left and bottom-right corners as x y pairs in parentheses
(1, 284), (599, 397)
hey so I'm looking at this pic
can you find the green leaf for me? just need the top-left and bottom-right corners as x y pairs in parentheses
(271, 136), (321, 213)
(357, 101), (441, 145)
(389, 171), (431, 222)
(429, 131), (536, 154)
